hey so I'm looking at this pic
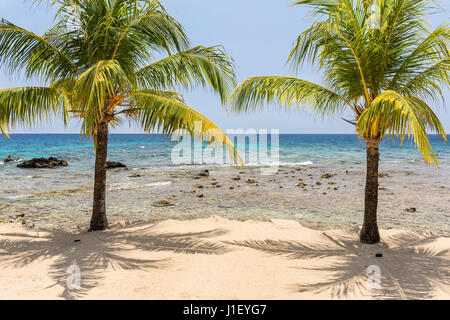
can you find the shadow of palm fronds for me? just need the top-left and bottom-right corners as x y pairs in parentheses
(226, 232), (450, 300)
(0, 225), (229, 299)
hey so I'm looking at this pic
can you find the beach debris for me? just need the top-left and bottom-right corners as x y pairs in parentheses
(212, 182), (219, 186)
(405, 207), (417, 212)
(379, 172), (390, 178)
(74, 239), (81, 243)
(106, 161), (127, 169)
(4, 155), (24, 163)
(199, 170), (210, 177)
(328, 182), (336, 185)
(152, 200), (174, 207)
(197, 194), (204, 198)
(194, 184), (204, 189)
(17, 157), (68, 168)
(297, 182), (307, 188)
(246, 179), (256, 184)
(229, 187), (234, 190)
(16, 213), (25, 218)
(375, 253), (383, 258)
(321, 173), (335, 179)
(316, 181), (322, 185)
(232, 176), (241, 181)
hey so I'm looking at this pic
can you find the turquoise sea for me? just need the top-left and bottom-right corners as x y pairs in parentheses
(1, 133), (449, 171)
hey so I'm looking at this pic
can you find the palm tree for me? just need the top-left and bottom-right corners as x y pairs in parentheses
(230, 0), (449, 243)
(0, 0), (241, 231)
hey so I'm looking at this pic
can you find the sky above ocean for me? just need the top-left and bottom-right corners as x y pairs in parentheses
(0, 0), (449, 134)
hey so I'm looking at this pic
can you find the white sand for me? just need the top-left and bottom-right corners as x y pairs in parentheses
(0, 217), (448, 300)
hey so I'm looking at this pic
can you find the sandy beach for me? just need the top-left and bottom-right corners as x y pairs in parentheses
(0, 216), (448, 300)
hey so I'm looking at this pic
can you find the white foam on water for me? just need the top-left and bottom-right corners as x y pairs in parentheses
(109, 181), (171, 191)
(280, 161), (314, 166)
(144, 181), (171, 187)
(6, 195), (28, 199)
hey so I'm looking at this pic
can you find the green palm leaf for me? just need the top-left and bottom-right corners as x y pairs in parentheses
(122, 90), (243, 166)
(0, 86), (70, 130)
(357, 90), (447, 164)
(136, 46), (235, 103)
(229, 76), (357, 116)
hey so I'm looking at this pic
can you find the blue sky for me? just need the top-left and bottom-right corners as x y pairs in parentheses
(1, 0), (449, 133)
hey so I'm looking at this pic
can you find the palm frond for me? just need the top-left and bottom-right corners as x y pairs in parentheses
(72, 60), (132, 135)
(229, 76), (357, 116)
(136, 46), (235, 103)
(0, 86), (70, 131)
(121, 90), (243, 166)
(400, 58), (450, 104)
(0, 19), (80, 82)
(357, 90), (447, 165)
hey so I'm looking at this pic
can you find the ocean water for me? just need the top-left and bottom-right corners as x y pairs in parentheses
(1, 133), (449, 170)
(0, 134), (449, 234)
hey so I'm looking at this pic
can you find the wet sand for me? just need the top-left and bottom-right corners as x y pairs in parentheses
(1, 165), (449, 236)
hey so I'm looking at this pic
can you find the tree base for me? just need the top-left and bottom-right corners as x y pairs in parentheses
(360, 224), (381, 244)
(89, 213), (108, 231)
(88, 225), (108, 232)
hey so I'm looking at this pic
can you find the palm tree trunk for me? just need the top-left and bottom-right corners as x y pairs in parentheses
(89, 121), (109, 231)
(360, 138), (381, 244)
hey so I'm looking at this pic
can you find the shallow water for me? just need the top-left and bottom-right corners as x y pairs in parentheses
(0, 134), (449, 235)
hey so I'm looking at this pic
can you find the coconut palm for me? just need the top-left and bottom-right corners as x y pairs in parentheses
(0, 0), (241, 231)
(230, 0), (449, 243)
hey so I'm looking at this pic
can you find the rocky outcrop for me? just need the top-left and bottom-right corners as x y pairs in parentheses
(17, 157), (68, 168)
(105, 161), (127, 169)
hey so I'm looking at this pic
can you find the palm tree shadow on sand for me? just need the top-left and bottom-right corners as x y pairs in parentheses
(226, 230), (449, 299)
(0, 224), (229, 299)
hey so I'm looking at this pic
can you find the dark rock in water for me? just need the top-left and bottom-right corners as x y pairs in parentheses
(129, 173), (142, 178)
(106, 161), (127, 169)
(199, 170), (209, 177)
(153, 200), (174, 207)
(17, 157), (68, 168)
(4, 155), (24, 163)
